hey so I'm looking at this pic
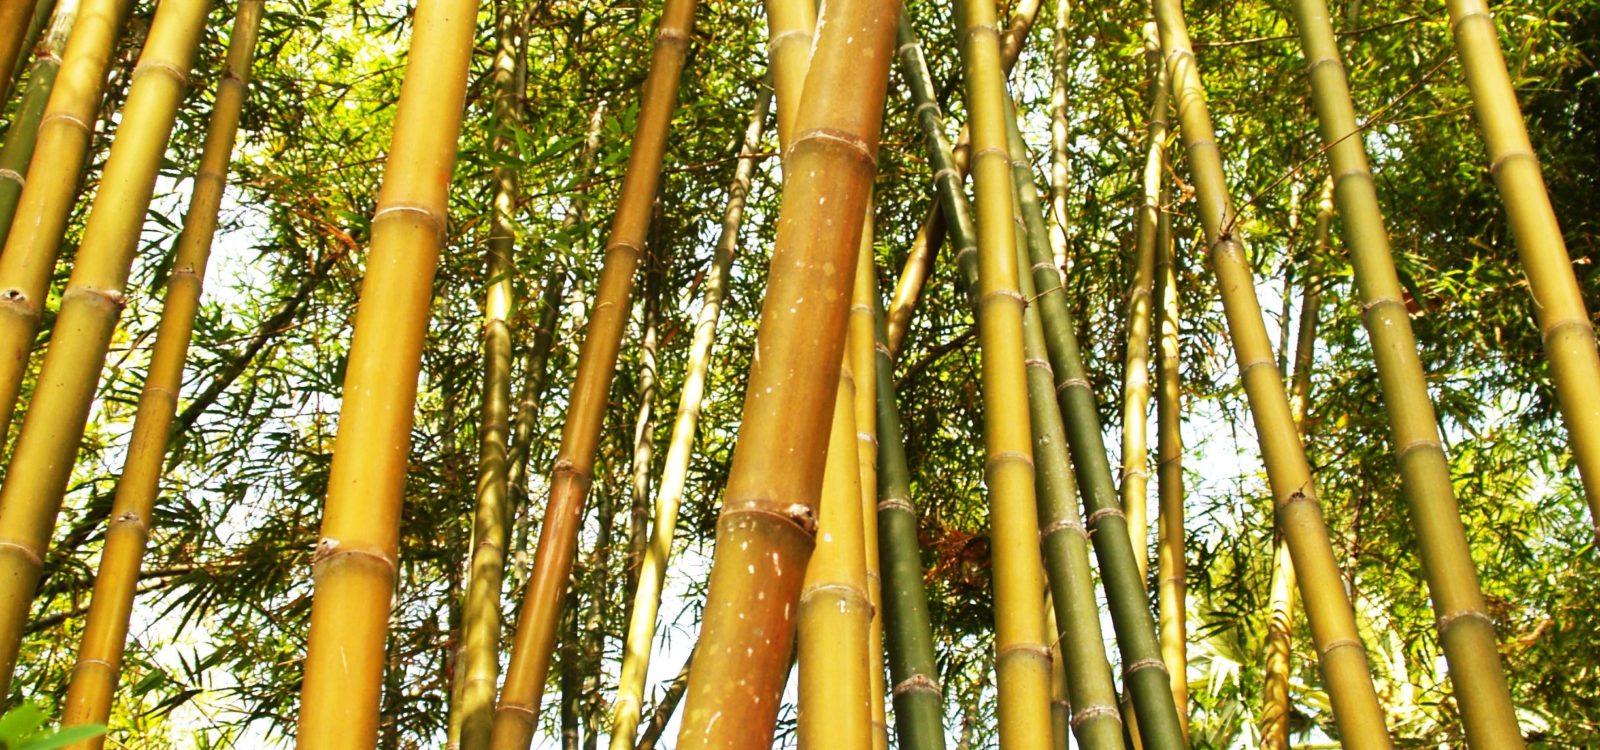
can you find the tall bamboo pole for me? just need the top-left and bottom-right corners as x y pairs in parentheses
(450, 0), (527, 744)
(672, 0), (898, 745)
(1150, 0), (1394, 744)
(883, 0), (1040, 357)
(54, 3), (262, 743)
(850, 205), (890, 750)
(1000, 96), (1175, 749)
(1260, 177), (1330, 750)
(490, 3), (699, 744)
(608, 84), (771, 750)
(293, 0), (478, 744)
(955, 0), (1054, 745)
(0, 0), (139, 441)
(0, 0), (77, 242)
(1448, 0), (1600, 542)
(0, 0), (212, 695)
(1120, 23), (1169, 579)
(5, 0), (54, 87)
(1047, 0), (1069, 271)
(0, 0), (44, 107)
(1285, 0), (1524, 743)
(1151, 182), (1187, 735)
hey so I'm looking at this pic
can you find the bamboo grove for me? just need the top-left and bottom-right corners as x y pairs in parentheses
(0, 0), (1594, 745)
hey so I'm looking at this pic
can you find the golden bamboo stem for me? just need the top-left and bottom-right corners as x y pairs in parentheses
(489, 1), (699, 745)
(1152, 181), (1187, 736)
(54, 3), (262, 744)
(851, 206), (889, 750)
(0, 0), (44, 106)
(673, 0), (899, 745)
(0, 0), (212, 696)
(293, 0), (478, 744)
(0, 0), (138, 443)
(957, 0), (1054, 744)
(1150, 0), (1394, 744)
(1047, 0), (1070, 271)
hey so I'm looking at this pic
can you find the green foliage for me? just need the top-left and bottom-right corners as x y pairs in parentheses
(0, 704), (103, 750)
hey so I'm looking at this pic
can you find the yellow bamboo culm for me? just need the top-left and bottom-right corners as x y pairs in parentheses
(1447, 0), (1600, 543)
(0, 0), (213, 696)
(673, 0), (900, 745)
(55, 3), (263, 744)
(1152, 180), (1188, 736)
(0, 0), (44, 106)
(293, 0), (478, 745)
(0, 0), (139, 444)
(851, 206), (889, 750)
(956, 0), (1054, 745)
(1149, 0), (1396, 745)
(490, 3), (699, 744)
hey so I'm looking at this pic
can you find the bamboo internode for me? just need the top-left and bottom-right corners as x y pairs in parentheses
(0, 0), (78, 238)
(0, 0), (43, 107)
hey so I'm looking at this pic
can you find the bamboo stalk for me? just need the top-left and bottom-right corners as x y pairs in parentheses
(1260, 177), (1330, 750)
(0, 0), (44, 107)
(1047, 0), (1070, 271)
(54, 3), (262, 743)
(608, 84), (771, 750)
(1151, 180), (1187, 735)
(1447, 0), (1600, 545)
(1150, 0), (1394, 744)
(850, 203), (890, 750)
(1120, 24), (1169, 580)
(954, 0), (1055, 745)
(5, 0), (54, 87)
(490, 1), (699, 744)
(0, 0), (77, 242)
(451, 0), (527, 744)
(883, 0), (1041, 357)
(1285, 0), (1524, 743)
(293, 0), (478, 744)
(0, 0), (139, 442)
(672, 0), (898, 745)
(0, 0), (213, 695)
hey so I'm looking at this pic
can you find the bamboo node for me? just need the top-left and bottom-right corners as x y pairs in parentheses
(996, 642), (1052, 664)
(873, 341), (893, 357)
(783, 503), (818, 535)
(0, 541), (43, 567)
(0, 168), (23, 187)
(877, 496), (914, 514)
(41, 111), (90, 134)
(788, 128), (877, 167)
(1085, 507), (1125, 529)
(1039, 518), (1088, 540)
(134, 59), (191, 87)
(1029, 260), (1057, 273)
(497, 700), (539, 718)
(1124, 656), (1169, 677)
(1070, 703), (1123, 728)
(1023, 356), (1053, 372)
(914, 102), (942, 121)
(372, 203), (446, 238)
(1317, 637), (1366, 659)
(1278, 490), (1315, 509)
(655, 27), (690, 44)
(1437, 609), (1495, 632)
(1395, 437), (1443, 459)
(932, 166), (960, 184)
(62, 286), (127, 311)
(972, 145), (1009, 163)
(891, 673), (941, 697)
(0, 289), (36, 316)
(71, 657), (115, 673)
(980, 288), (1026, 307)
(310, 536), (397, 573)
(1055, 377), (1090, 393)
(1359, 295), (1406, 315)
(985, 450), (1034, 472)
(855, 431), (879, 448)
(111, 510), (148, 531)
(765, 29), (811, 55)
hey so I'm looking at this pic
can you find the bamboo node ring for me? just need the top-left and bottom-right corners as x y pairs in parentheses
(1056, 377), (1090, 392)
(891, 673), (941, 697)
(1086, 507), (1125, 528)
(932, 166), (959, 183)
(1070, 704), (1122, 728)
(873, 341), (893, 357)
(1124, 657), (1169, 677)
(41, 111), (90, 133)
(855, 431), (878, 447)
(0, 541), (43, 567)
(0, 289), (33, 313)
(1030, 260), (1057, 273)
(134, 59), (191, 86)
(310, 537), (397, 573)
(765, 30), (811, 54)
(372, 203), (445, 236)
(1317, 637), (1365, 658)
(980, 288), (1026, 307)
(655, 27), (689, 44)
(1024, 356), (1053, 371)
(877, 497), (914, 514)
(1039, 518), (1087, 539)
(1395, 437), (1443, 458)
(985, 450), (1034, 471)
(63, 286), (127, 311)
(1359, 295), (1405, 314)
(72, 657), (115, 672)
(0, 168), (23, 186)
(1437, 609), (1494, 631)
(497, 700), (539, 718)
(784, 503), (818, 535)
(913, 102), (942, 120)
(789, 128), (876, 166)
(111, 510), (147, 530)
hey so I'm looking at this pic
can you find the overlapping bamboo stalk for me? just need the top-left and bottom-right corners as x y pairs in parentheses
(0, 0), (138, 441)
(850, 206), (890, 750)
(954, 0), (1055, 744)
(450, 0), (528, 744)
(1150, 0), (1394, 744)
(0, 0), (77, 239)
(1152, 181), (1186, 735)
(608, 84), (771, 750)
(672, 0), (899, 744)
(1285, 0), (1524, 743)
(0, 0), (213, 694)
(293, 0), (479, 743)
(54, 2), (262, 743)
(0, 0), (44, 107)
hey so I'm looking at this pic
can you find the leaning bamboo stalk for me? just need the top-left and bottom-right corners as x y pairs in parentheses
(871, 276), (947, 750)
(954, 0), (1055, 745)
(0, 0), (139, 442)
(0, 0), (44, 107)
(0, 0), (77, 241)
(490, 1), (699, 744)
(54, 3), (262, 743)
(1286, 0), (1523, 743)
(1150, 0), (1394, 744)
(1447, 0), (1600, 543)
(1119, 24), (1169, 579)
(608, 84), (771, 750)
(5, 0), (55, 87)
(1047, 0), (1070, 270)
(1151, 181), (1187, 735)
(0, 0), (213, 695)
(450, 0), (527, 744)
(672, 0), (898, 745)
(1004, 92), (1189, 748)
(884, 0), (1041, 357)
(293, 0), (478, 743)
(1260, 177), (1330, 750)
(850, 207), (890, 750)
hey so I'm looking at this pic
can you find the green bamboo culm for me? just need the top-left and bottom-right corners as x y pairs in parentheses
(5, 0), (55, 87)
(1150, 0), (1395, 744)
(1001, 93), (1188, 750)
(1447, 0), (1600, 542)
(872, 275), (947, 750)
(0, 0), (77, 240)
(1284, 0), (1524, 745)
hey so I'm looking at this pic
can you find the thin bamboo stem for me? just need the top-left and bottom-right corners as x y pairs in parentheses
(1287, 0), (1524, 742)
(0, 0), (44, 107)
(293, 0), (478, 743)
(0, 0), (139, 442)
(54, 3), (262, 743)
(672, 0), (898, 745)
(608, 84), (771, 750)
(1152, 181), (1186, 736)
(955, 0), (1054, 744)
(851, 203), (890, 750)
(1047, 0), (1070, 271)
(0, 0), (213, 696)
(0, 0), (77, 246)
(490, 1), (698, 744)
(1151, 0), (1394, 744)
